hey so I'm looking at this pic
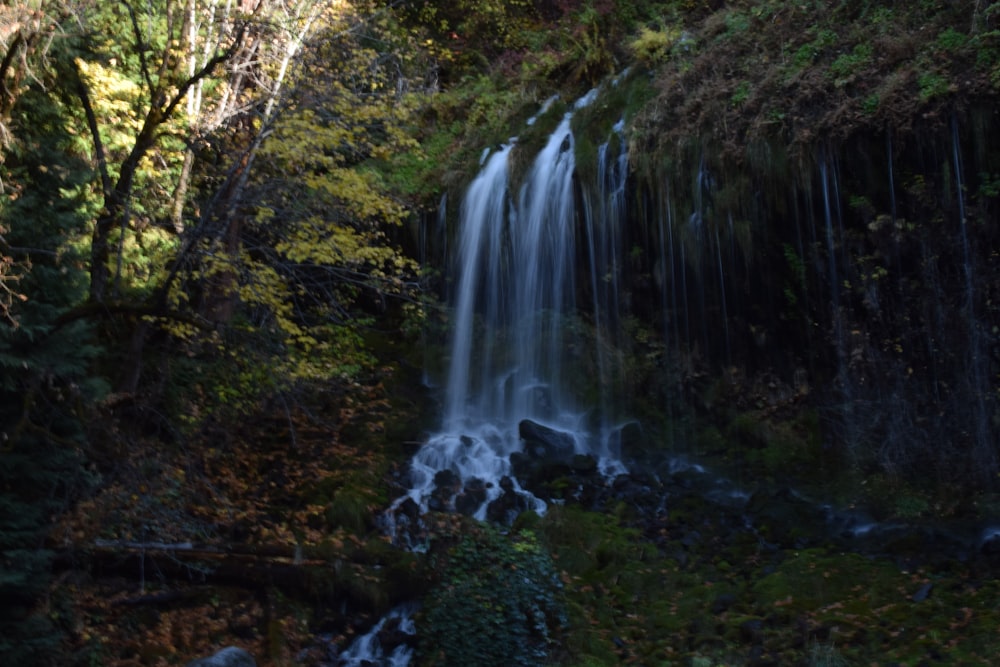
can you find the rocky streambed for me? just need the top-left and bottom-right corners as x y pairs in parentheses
(374, 418), (1000, 666)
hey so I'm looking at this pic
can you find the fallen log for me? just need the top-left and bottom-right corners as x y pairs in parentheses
(49, 535), (430, 616)
(113, 588), (204, 607)
(84, 540), (343, 595)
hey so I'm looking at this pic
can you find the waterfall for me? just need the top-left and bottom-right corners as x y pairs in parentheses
(400, 90), (628, 521)
(442, 144), (513, 427)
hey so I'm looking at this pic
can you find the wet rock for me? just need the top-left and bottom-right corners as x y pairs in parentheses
(739, 618), (765, 644)
(609, 472), (664, 515)
(518, 419), (577, 463)
(499, 475), (515, 494)
(383, 496), (426, 549)
(609, 420), (646, 458)
(911, 582), (933, 602)
(509, 451), (531, 478)
(186, 646), (256, 667)
(523, 464), (572, 497)
(711, 592), (737, 615)
(979, 528), (1000, 567)
(509, 430), (580, 498)
(377, 616), (415, 653)
(433, 469), (459, 490)
(454, 477), (488, 516)
(486, 477), (532, 523)
(397, 496), (420, 521)
(428, 469), (461, 511)
(570, 453), (598, 474)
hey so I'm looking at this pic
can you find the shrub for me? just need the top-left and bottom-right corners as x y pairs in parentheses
(629, 25), (681, 64)
(418, 526), (566, 667)
(829, 43), (873, 84)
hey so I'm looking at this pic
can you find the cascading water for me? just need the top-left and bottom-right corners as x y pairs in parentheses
(400, 90), (628, 522)
(336, 604), (417, 667)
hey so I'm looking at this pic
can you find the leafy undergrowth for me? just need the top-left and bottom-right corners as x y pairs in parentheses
(534, 502), (1000, 666)
(50, 368), (424, 666)
(418, 522), (567, 667)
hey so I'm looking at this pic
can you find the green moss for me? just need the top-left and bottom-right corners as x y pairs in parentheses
(917, 70), (950, 102)
(266, 617), (286, 661)
(325, 486), (377, 534)
(537, 505), (719, 664)
(807, 640), (849, 667)
(828, 43), (872, 84)
(752, 549), (903, 613)
(722, 10), (751, 37)
(694, 425), (727, 455)
(629, 25), (682, 65)
(418, 525), (566, 667)
(730, 80), (751, 107)
(936, 27), (969, 52)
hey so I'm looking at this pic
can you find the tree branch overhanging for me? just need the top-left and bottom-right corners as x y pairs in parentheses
(86, 6), (258, 305)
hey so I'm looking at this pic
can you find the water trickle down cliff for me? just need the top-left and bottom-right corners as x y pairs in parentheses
(635, 105), (1000, 489)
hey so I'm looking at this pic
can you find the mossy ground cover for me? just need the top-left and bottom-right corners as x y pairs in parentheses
(530, 500), (1000, 666)
(630, 0), (1000, 166)
(417, 522), (566, 667)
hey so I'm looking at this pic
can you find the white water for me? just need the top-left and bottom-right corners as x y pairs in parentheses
(401, 91), (629, 519)
(336, 604), (417, 667)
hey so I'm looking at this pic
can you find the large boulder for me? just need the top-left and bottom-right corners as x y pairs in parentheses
(518, 419), (577, 464)
(427, 469), (461, 512)
(186, 646), (256, 667)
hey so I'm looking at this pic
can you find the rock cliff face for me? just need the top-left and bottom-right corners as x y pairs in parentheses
(425, 82), (999, 501)
(612, 1), (1000, 494)
(622, 107), (1000, 489)
(421, 0), (1000, 497)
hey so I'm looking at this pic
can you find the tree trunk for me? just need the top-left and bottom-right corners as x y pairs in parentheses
(170, 148), (195, 234)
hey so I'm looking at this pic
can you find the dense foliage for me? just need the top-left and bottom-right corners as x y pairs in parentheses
(1, 1), (433, 664)
(419, 525), (566, 667)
